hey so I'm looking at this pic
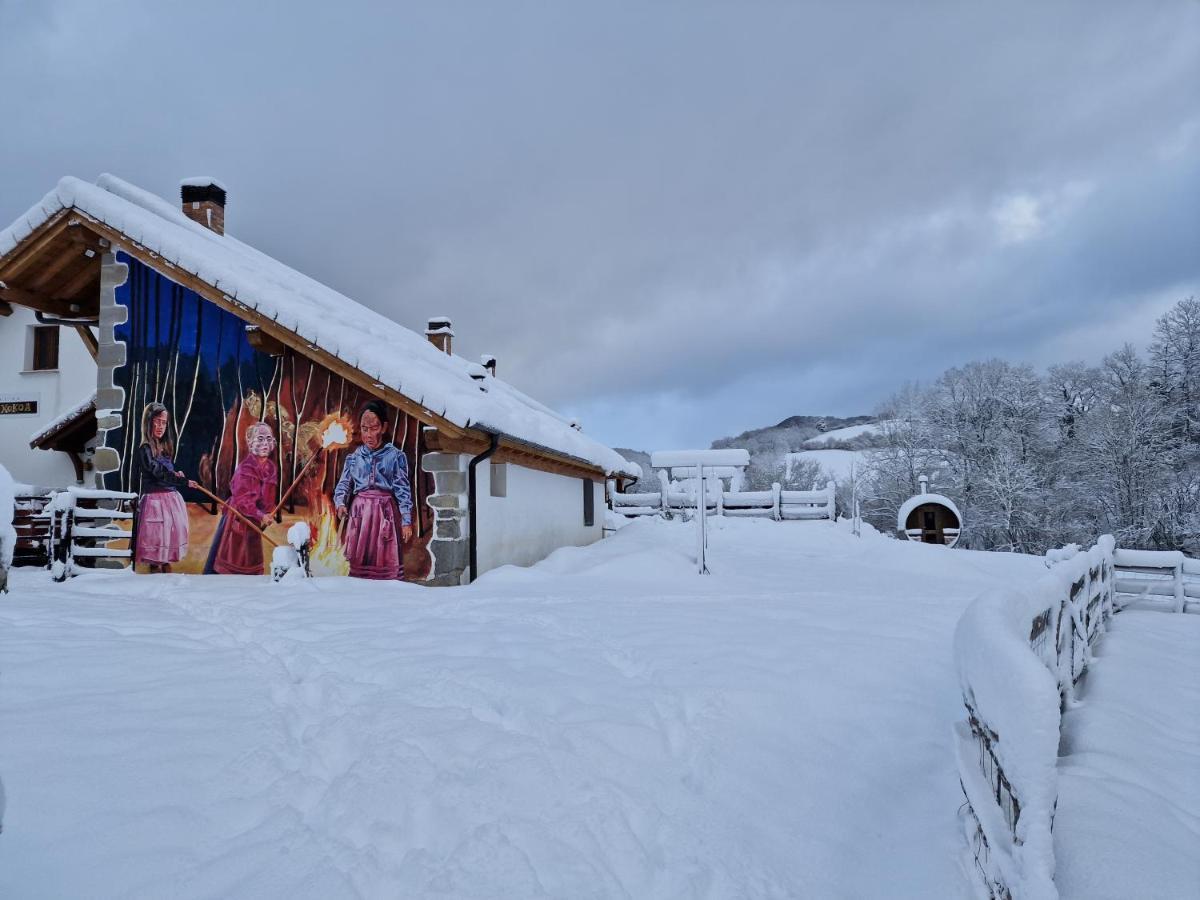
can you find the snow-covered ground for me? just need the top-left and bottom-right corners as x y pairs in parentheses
(803, 422), (885, 447)
(1055, 610), (1200, 900)
(1, 518), (1047, 898)
(785, 448), (868, 484)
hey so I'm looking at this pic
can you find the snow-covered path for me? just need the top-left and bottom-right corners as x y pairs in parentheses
(0, 518), (1044, 898)
(1055, 610), (1200, 900)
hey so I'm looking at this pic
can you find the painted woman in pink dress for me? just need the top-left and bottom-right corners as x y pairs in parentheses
(333, 399), (413, 579)
(205, 421), (278, 575)
(135, 403), (199, 573)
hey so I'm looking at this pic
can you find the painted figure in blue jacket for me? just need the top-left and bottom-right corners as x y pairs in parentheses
(333, 399), (413, 579)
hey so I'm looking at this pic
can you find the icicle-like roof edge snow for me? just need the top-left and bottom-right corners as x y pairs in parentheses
(0, 176), (637, 478)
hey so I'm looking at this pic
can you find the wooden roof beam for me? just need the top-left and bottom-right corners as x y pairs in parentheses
(246, 326), (287, 357)
(74, 325), (99, 360)
(0, 212), (70, 281)
(29, 244), (87, 291)
(54, 259), (101, 301)
(0, 284), (82, 317)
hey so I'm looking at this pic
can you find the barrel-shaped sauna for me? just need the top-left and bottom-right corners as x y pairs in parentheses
(896, 493), (962, 547)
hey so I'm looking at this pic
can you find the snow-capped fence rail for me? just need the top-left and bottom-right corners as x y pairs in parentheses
(610, 491), (663, 517)
(1112, 548), (1200, 614)
(953, 536), (1116, 900)
(44, 487), (138, 582)
(610, 481), (836, 522)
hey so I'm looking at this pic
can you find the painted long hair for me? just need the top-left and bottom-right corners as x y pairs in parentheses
(140, 402), (174, 459)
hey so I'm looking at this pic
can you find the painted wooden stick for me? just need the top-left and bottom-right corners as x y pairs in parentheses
(270, 447), (324, 519)
(191, 482), (282, 548)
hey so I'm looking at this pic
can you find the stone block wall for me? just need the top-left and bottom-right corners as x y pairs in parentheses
(421, 449), (470, 586)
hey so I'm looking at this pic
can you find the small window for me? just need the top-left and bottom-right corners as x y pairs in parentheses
(490, 462), (507, 498)
(29, 325), (60, 371)
(583, 477), (595, 526)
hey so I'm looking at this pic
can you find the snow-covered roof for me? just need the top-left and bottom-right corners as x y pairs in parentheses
(896, 493), (962, 531)
(0, 176), (635, 477)
(29, 392), (97, 448)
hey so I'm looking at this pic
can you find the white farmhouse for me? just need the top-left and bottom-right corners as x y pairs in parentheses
(0, 174), (637, 584)
(0, 301), (96, 488)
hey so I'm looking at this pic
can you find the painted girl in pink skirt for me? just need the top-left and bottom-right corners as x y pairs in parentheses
(135, 403), (198, 573)
(333, 399), (413, 579)
(205, 421), (278, 575)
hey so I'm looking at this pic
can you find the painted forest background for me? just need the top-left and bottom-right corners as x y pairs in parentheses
(103, 254), (433, 578)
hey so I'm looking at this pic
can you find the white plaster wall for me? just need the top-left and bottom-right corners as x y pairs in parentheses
(0, 306), (97, 488)
(474, 462), (602, 576)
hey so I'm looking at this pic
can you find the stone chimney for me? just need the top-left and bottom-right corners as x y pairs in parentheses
(426, 316), (453, 354)
(180, 177), (227, 235)
(480, 353), (497, 376)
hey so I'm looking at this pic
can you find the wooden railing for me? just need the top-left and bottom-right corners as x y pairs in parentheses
(44, 487), (138, 581)
(611, 481), (836, 522)
(1112, 548), (1200, 614)
(12, 490), (53, 567)
(953, 536), (1116, 900)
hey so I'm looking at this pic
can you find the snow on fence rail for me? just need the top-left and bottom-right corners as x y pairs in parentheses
(1111, 548), (1200, 614)
(43, 487), (138, 581)
(953, 536), (1116, 900)
(610, 481), (836, 522)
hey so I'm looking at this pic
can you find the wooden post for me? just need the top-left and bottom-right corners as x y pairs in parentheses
(696, 461), (709, 574)
(1174, 561), (1185, 614)
(771, 482), (782, 521)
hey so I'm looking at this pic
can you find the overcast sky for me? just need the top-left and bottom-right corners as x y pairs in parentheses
(3, 1), (1198, 448)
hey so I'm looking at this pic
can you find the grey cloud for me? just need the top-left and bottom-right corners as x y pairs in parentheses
(2, 1), (1197, 448)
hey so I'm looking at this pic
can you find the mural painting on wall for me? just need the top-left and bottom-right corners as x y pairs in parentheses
(103, 254), (433, 579)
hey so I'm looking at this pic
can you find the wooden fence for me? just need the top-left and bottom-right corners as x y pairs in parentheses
(12, 490), (53, 567)
(1111, 548), (1200, 614)
(611, 481), (836, 522)
(44, 487), (138, 581)
(953, 536), (1116, 900)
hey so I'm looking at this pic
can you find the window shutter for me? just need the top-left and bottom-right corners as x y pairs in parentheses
(32, 326), (60, 371)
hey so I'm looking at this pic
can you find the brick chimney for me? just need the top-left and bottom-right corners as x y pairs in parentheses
(180, 177), (227, 235)
(426, 316), (453, 354)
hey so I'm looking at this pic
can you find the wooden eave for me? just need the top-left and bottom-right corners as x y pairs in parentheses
(0, 212), (106, 319)
(2, 208), (613, 482)
(424, 430), (606, 481)
(30, 402), (97, 453)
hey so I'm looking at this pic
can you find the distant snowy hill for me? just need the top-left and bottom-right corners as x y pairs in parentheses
(712, 413), (878, 489)
(802, 420), (887, 448)
(615, 415), (880, 493)
(786, 448), (869, 485)
(713, 414), (875, 451)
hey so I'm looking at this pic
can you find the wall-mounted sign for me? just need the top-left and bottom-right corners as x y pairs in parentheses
(0, 394), (38, 415)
